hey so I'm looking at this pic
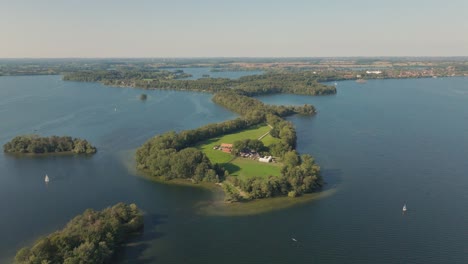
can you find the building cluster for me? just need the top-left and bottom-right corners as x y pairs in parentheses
(213, 143), (275, 163)
(213, 143), (233, 153)
(239, 150), (260, 159)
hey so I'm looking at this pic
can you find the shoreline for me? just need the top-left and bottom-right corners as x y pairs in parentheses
(120, 150), (336, 216)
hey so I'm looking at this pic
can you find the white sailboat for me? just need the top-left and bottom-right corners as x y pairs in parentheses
(402, 204), (407, 212)
(45, 174), (50, 183)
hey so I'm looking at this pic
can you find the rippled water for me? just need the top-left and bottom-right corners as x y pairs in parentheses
(0, 75), (467, 263)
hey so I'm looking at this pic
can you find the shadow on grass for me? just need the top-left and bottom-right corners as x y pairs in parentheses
(116, 213), (168, 264)
(220, 162), (241, 175)
(195, 137), (221, 147)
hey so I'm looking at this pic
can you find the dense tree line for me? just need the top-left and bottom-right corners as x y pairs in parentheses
(231, 139), (266, 155)
(15, 203), (143, 264)
(225, 152), (322, 200)
(3, 135), (97, 154)
(212, 91), (316, 121)
(63, 69), (190, 83)
(268, 122), (297, 156)
(234, 73), (337, 96)
(63, 70), (337, 96)
(136, 132), (223, 182)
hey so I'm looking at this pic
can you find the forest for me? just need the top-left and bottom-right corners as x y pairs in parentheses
(63, 70), (337, 96)
(3, 135), (97, 154)
(14, 203), (143, 264)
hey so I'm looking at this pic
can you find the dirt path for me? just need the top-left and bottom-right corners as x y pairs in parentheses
(257, 124), (273, 140)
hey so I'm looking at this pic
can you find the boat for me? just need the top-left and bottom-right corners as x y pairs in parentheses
(356, 79), (367, 83)
(291, 238), (297, 242)
(402, 204), (407, 212)
(334, 82), (338, 86)
(45, 174), (50, 183)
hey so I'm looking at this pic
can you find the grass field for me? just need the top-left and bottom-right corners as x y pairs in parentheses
(196, 124), (282, 179)
(259, 133), (280, 146)
(228, 158), (282, 180)
(197, 124), (273, 164)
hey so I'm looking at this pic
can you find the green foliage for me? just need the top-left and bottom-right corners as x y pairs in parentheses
(212, 91), (316, 120)
(14, 203), (143, 264)
(232, 139), (265, 155)
(63, 70), (337, 97)
(3, 135), (97, 154)
(63, 69), (191, 84)
(136, 132), (222, 183)
(222, 182), (242, 202)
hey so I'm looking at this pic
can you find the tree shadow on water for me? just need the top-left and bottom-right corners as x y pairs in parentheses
(116, 213), (168, 264)
(321, 168), (343, 188)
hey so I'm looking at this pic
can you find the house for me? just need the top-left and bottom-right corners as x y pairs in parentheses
(259, 156), (272, 163)
(220, 143), (233, 153)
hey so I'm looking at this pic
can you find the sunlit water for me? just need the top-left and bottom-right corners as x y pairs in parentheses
(0, 75), (467, 263)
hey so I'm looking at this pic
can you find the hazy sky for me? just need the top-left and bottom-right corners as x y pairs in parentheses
(1, 0), (467, 57)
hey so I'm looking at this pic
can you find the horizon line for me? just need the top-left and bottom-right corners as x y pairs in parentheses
(1, 56), (468, 60)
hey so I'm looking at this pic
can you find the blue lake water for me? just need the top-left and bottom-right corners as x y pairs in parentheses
(0, 75), (467, 263)
(171, 67), (263, 80)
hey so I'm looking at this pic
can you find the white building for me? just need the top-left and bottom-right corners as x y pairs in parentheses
(366, 70), (382, 74)
(259, 156), (273, 163)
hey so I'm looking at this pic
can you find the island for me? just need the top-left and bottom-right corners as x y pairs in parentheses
(3, 135), (97, 154)
(14, 203), (143, 264)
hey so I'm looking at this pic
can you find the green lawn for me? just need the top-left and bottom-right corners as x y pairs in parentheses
(228, 158), (282, 180)
(260, 133), (281, 146)
(196, 124), (283, 179)
(196, 124), (272, 164)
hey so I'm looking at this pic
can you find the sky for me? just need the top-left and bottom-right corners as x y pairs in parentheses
(1, 0), (467, 58)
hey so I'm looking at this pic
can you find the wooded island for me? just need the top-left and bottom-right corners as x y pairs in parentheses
(15, 203), (143, 264)
(3, 135), (97, 154)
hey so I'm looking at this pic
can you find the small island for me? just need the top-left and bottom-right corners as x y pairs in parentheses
(14, 203), (143, 264)
(3, 135), (97, 154)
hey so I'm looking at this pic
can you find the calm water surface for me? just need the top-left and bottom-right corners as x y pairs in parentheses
(172, 67), (263, 80)
(1, 76), (467, 263)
